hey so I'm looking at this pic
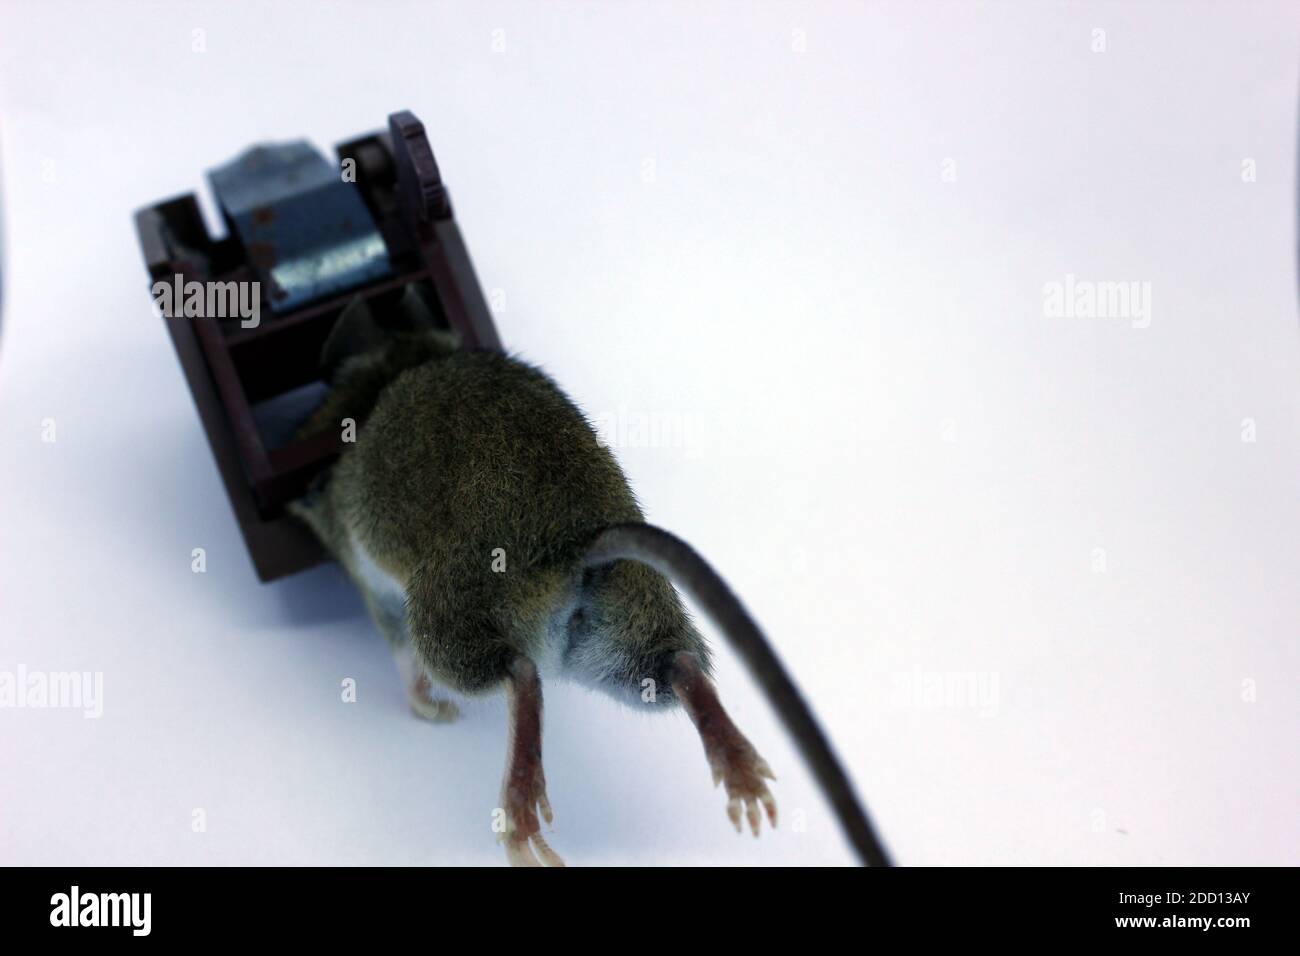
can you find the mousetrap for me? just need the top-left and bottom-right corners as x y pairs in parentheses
(134, 110), (503, 581)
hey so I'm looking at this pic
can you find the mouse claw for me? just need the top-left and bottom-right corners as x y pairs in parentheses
(409, 696), (460, 723)
(500, 779), (565, 867)
(727, 797), (744, 833)
(506, 837), (542, 868)
(761, 790), (778, 828)
(530, 832), (565, 868)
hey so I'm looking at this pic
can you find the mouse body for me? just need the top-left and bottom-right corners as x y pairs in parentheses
(290, 290), (777, 865)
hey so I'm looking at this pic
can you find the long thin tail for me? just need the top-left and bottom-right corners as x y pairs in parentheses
(582, 522), (893, 867)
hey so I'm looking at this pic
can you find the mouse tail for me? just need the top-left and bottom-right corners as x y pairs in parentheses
(581, 522), (893, 867)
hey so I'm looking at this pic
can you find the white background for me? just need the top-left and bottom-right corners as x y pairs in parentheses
(1, 1), (1297, 866)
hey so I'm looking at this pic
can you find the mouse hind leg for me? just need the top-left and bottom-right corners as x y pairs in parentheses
(342, 529), (462, 722)
(356, 586), (461, 723)
(407, 561), (567, 866)
(290, 485), (460, 721)
(498, 657), (563, 867)
(570, 560), (778, 838)
(393, 629), (462, 723)
(668, 650), (778, 837)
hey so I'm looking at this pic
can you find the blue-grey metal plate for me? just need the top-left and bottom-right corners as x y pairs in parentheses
(208, 141), (392, 313)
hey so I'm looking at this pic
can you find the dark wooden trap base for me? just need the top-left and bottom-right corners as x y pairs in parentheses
(134, 111), (503, 581)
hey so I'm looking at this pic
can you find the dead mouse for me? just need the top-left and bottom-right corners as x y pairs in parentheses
(289, 284), (891, 867)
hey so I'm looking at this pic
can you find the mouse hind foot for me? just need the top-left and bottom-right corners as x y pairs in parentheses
(408, 671), (462, 723)
(670, 651), (778, 837)
(397, 645), (462, 723)
(498, 657), (564, 867)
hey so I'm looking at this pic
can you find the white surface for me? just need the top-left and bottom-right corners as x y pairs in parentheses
(1, 1), (1297, 866)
